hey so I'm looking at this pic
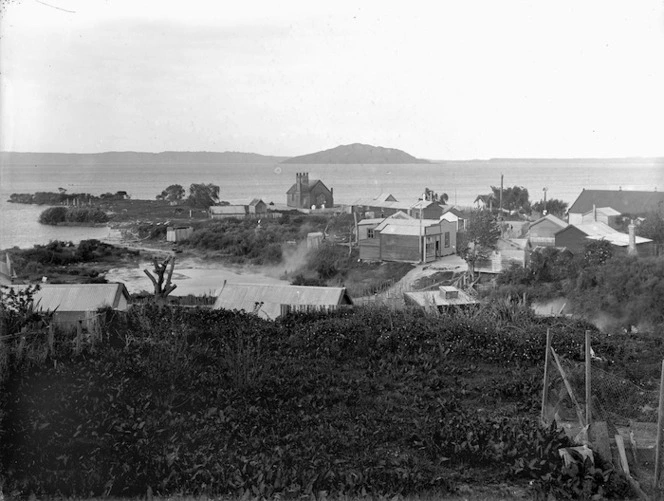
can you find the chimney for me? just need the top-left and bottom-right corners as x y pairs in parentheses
(628, 220), (637, 256)
(302, 172), (309, 187)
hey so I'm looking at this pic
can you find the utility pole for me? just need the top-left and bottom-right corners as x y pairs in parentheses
(499, 173), (504, 218)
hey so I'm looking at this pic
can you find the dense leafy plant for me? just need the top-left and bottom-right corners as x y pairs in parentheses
(1, 305), (638, 499)
(39, 207), (109, 225)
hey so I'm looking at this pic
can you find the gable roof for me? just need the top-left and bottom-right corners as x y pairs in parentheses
(248, 198), (264, 206)
(442, 207), (465, 218)
(213, 283), (352, 320)
(558, 222), (652, 247)
(529, 214), (568, 230)
(374, 218), (440, 233)
(286, 179), (331, 195)
(11, 283), (130, 312)
(569, 189), (664, 215)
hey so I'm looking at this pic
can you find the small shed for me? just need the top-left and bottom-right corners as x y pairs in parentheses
(167, 226), (193, 242)
(213, 282), (353, 320)
(404, 286), (479, 314)
(527, 214), (568, 247)
(248, 199), (268, 215)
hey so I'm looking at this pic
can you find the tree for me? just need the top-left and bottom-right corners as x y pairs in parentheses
(583, 240), (614, 268)
(157, 184), (185, 202)
(532, 199), (568, 218)
(423, 188), (449, 204)
(187, 183), (220, 208)
(490, 185), (530, 213)
(637, 210), (664, 244)
(457, 210), (501, 280)
(144, 255), (178, 300)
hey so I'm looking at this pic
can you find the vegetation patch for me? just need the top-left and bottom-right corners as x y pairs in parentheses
(0, 302), (642, 499)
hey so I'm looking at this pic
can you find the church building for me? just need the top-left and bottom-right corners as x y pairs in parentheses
(286, 172), (334, 209)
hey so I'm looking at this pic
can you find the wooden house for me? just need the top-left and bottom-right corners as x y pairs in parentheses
(554, 222), (654, 256)
(527, 214), (568, 247)
(567, 189), (664, 225)
(210, 199), (268, 220)
(440, 207), (467, 231)
(286, 172), (334, 209)
(359, 216), (456, 263)
(248, 198), (267, 215)
(213, 282), (352, 320)
(11, 283), (130, 331)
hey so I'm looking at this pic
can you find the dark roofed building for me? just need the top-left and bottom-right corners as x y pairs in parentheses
(568, 189), (664, 224)
(286, 172), (334, 209)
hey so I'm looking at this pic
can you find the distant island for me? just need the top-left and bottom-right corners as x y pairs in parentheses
(0, 151), (287, 165)
(281, 143), (429, 164)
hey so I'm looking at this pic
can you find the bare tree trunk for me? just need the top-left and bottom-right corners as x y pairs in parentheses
(144, 255), (178, 300)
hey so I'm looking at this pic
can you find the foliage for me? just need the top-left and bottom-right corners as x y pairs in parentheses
(0, 285), (47, 335)
(636, 210), (664, 244)
(423, 187), (448, 204)
(582, 240), (614, 268)
(2, 304), (638, 499)
(39, 207), (109, 225)
(187, 183), (220, 208)
(613, 210), (664, 244)
(496, 240), (664, 330)
(156, 184), (185, 202)
(9, 192), (98, 205)
(490, 185), (531, 214)
(7, 240), (138, 283)
(532, 199), (569, 218)
(457, 211), (501, 276)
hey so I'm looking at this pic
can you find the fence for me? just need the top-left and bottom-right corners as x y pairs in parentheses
(541, 329), (664, 493)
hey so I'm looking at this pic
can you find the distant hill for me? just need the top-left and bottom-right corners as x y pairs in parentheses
(282, 143), (429, 164)
(0, 151), (286, 165)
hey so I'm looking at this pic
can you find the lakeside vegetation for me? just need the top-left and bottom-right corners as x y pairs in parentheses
(496, 240), (664, 330)
(5, 239), (140, 284)
(2, 299), (648, 499)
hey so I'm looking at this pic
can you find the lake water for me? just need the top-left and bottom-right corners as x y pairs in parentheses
(1, 159), (662, 250)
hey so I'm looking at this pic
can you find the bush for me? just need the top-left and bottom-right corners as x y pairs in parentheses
(39, 207), (109, 225)
(2, 305), (638, 498)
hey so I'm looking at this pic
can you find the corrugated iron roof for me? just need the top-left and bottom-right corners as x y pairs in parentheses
(569, 189), (664, 215)
(11, 284), (129, 312)
(563, 222), (652, 246)
(213, 283), (352, 320)
(529, 214), (568, 229)
(210, 205), (247, 214)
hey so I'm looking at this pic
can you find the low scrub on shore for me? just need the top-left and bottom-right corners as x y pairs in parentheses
(6, 239), (139, 283)
(39, 206), (110, 225)
(1, 304), (642, 499)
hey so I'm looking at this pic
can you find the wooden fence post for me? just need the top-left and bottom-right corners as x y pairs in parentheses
(541, 328), (552, 425)
(48, 323), (55, 355)
(654, 359), (664, 488)
(551, 347), (586, 428)
(76, 320), (82, 354)
(586, 330), (592, 427)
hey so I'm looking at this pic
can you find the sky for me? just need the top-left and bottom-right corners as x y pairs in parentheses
(1, 0), (664, 159)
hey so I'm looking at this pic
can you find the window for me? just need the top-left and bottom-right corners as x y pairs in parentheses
(444, 232), (450, 248)
(367, 229), (375, 239)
